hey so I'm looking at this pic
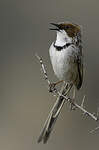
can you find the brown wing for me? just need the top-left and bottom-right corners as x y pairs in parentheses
(75, 46), (83, 90)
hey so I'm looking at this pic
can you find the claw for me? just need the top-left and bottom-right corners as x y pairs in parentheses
(49, 80), (64, 92)
(49, 83), (56, 92)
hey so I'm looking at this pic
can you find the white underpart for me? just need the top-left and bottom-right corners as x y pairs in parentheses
(49, 30), (78, 84)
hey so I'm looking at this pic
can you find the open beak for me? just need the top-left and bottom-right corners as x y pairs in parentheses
(49, 23), (60, 31)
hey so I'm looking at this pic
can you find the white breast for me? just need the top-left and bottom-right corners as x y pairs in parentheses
(49, 43), (78, 83)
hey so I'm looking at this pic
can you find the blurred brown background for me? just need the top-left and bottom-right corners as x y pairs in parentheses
(1, 0), (99, 150)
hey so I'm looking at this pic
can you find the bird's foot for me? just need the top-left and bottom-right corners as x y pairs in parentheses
(49, 80), (64, 93)
(49, 83), (57, 93)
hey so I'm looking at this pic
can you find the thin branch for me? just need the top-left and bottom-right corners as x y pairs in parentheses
(57, 94), (98, 121)
(90, 125), (99, 133)
(35, 53), (50, 85)
(36, 54), (99, 122)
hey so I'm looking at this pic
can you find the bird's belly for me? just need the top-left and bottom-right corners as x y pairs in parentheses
(49, 46), (77, 83)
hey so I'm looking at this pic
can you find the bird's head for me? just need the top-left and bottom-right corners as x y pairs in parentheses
(50, 22), (81, 44)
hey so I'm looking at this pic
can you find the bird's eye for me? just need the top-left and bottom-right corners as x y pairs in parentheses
(66, 26), (70, 29)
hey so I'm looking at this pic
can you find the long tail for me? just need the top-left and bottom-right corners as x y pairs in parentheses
(38, 83), (70, 144)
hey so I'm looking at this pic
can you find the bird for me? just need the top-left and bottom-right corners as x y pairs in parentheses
(38, 21), (83, 144)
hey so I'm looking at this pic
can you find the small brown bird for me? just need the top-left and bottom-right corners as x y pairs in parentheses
(38, 22), (83, 144)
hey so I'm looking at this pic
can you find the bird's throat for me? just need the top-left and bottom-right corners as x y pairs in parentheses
(55, 36), (66, 47)
(55, 31), (72, 47)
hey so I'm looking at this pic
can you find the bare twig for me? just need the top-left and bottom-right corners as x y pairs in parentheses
(35, 53), (50, 85)
(89, 107), (99, 133)
(36, 54), (99, 122)
(90, 126), (99, 133)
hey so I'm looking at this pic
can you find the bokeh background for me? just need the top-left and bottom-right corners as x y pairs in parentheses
(1, 0), (99, 150)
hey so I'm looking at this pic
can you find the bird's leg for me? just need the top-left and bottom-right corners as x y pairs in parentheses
(49, 80), (64, 92)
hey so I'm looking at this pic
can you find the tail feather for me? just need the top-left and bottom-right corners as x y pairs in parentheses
(43, 115), (56, 143)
